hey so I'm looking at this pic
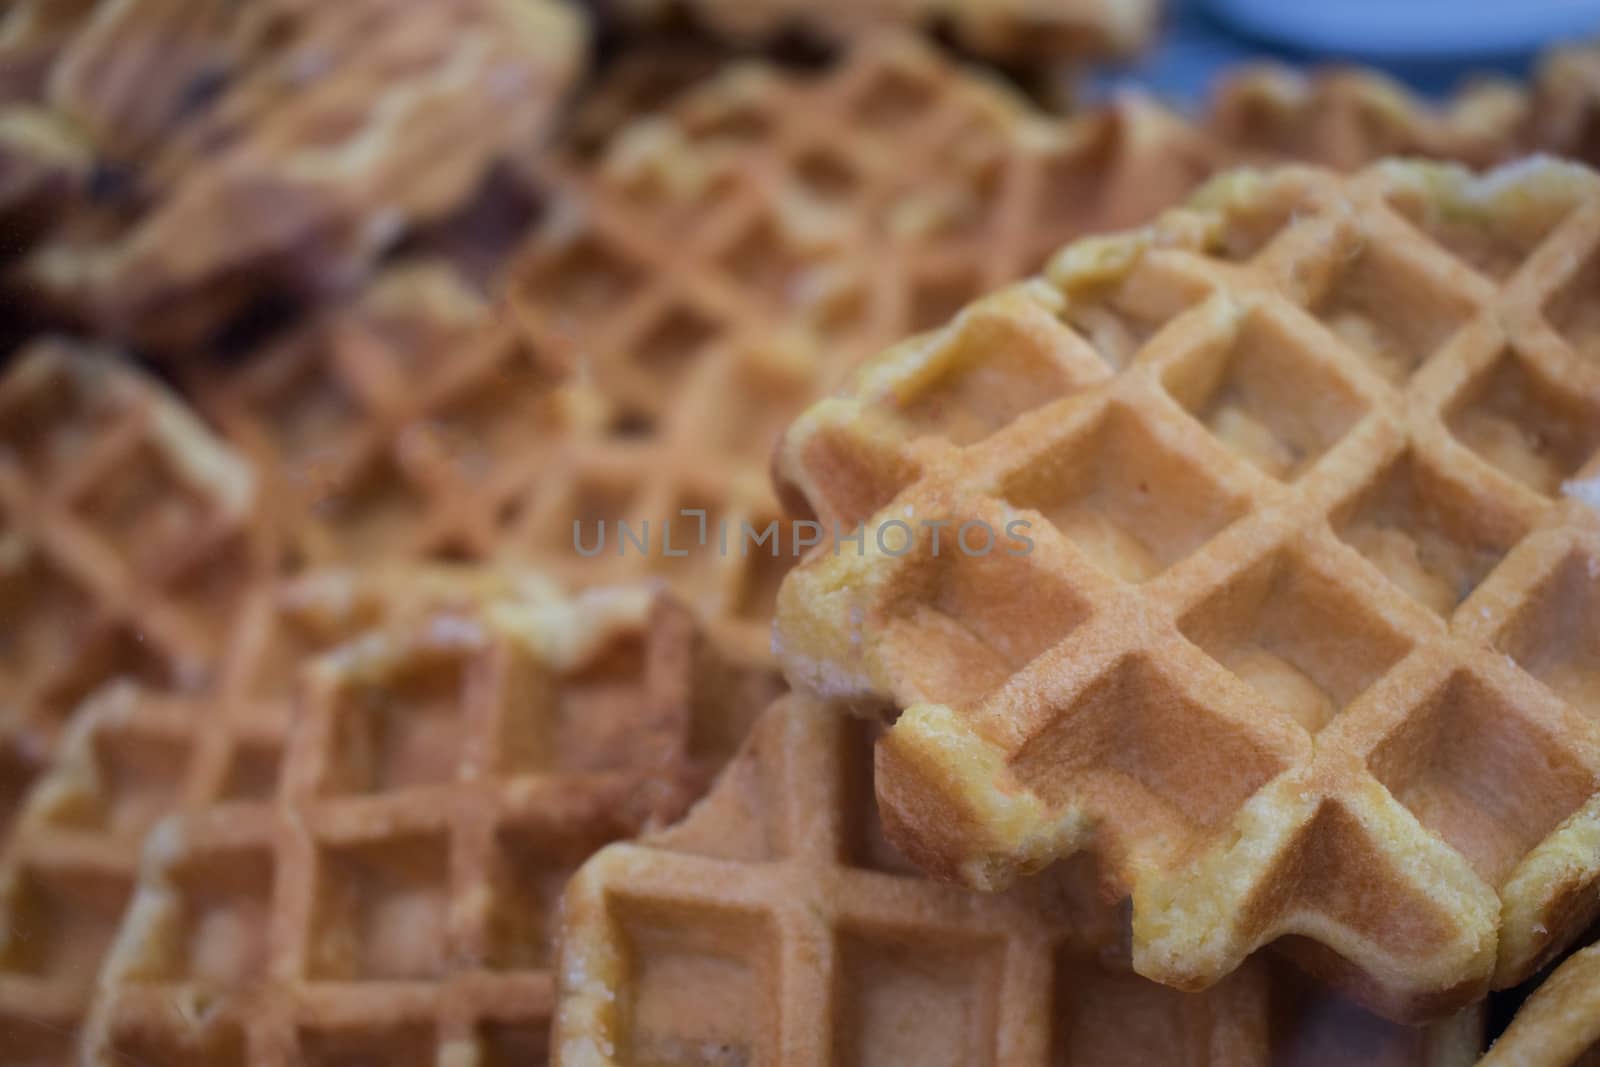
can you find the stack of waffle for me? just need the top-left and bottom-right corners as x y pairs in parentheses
(3, 2), (1600, 1064)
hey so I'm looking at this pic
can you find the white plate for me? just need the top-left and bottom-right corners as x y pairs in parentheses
(1206, 0), (1600, 58)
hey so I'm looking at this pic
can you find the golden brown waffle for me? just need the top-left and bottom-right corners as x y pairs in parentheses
(1208, 65), (1529, 172)
(14, 0), (585, 352)
(58, 574), (779, 1066)
(493, 35), (1220, 665)
(196, 260), (605, 570)
(555, 693), (1484, 1065)
(610, 0), (1159, 63)
(773, 158), (1600, 1021)
(0, 338), (260, 754)
(1479, 940), (1600, 1066)
(0, 567), (574, 1062)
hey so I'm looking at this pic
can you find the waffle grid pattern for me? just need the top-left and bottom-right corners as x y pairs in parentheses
(555, 694), (1484, 1066)
(73, 582), (775, 1066)
(774, 158), (1600, 1021)
(0, 341), (261, 754)
(494, 36), (1218, 664)
(0, 570), (567, 1061)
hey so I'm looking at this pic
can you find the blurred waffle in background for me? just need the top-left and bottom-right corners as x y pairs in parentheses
(0, 0), (585, 352)
(0, 0), (1599, 1063)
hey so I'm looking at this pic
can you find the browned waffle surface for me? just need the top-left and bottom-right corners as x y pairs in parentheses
(0, 338), (261, 753)
(9, 0), (586, 352)
(1208, 65), (1529, 171)
(0, 567), (584, 1062)
(1479, 940), (1600, 1067)
(773, 157), (1600, 1021)
(554, 693), (1484, 1065)
(57, 574), (778, 1066)
(195, 259), (603, 572)
(492, 35), (1220, 665)
(611, 0), (1159, 63)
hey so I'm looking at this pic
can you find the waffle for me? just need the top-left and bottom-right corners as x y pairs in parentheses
(15, 0), (585, 352)
(554, 692), (1484, 1066)
(195, 260), (605, 570)
(0, 338), (261, 754)
(773, 158), (1600, 1021)
(0, 566), (582, 1064)
(493, 35), (1220, 665)
(609, 0), (1159, 62)
(1480, 940), (1600, 1066)
(1208, 65), (1529, 172)
(59, 574), (780, 1066)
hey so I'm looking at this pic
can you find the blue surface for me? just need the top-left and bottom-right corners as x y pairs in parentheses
(1209, 0), (1600, 61)
(1091, 0), (1598, 104)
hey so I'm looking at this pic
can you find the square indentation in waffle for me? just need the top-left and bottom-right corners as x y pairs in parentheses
(68, 439), (214, 574)
(718, 212), (842, 315)
(1055, 271), (1208, 374)
(1447, 349), (1600, 497)
(628, 304), (723, 396)
(322, 646), (470, 794)
(417, 371), (568, 487)
(612, 899), (774, 1066)
(1161, 305), (1370, 480)
(1368, 670), (1599, 887)
(1381, 176), (1579, 281)
(1491, 545), (1600, 721)
(834, 926), (1002, 1067)
(850, 60), (945, 132)
(891, 317), (1090, 448)
(878, 541), (1093, 707)
(1305, 238), (1478, 382)
(308, 830), (450, 981)
(217, 739), (283, 803)
(306, 455), (431, 561)
(1010, 655), (1296, 836)
(516, 233), (647, 328)
(77, 725), (190, 837)
(1179, 547), (1415, 733)
(1001, 403), (1248, 583)
(300, 1020), (435, 1067)
(154, 845), (275, 988)
(1333, 447), (1527, 617)
(0, 864), (128, 988)
(246, 346), (366, 477)
(791, 145), (866, 209)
